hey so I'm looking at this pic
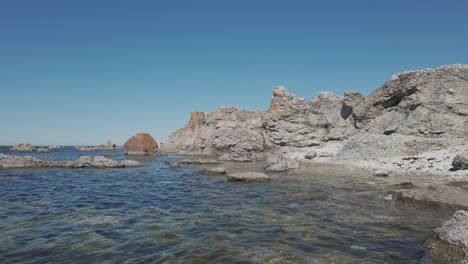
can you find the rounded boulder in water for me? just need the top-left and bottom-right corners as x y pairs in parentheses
(124, 133), (158, 155)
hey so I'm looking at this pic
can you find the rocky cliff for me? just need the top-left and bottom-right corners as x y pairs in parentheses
(162, 64), (468, 174)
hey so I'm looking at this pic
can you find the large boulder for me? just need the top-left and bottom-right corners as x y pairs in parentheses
(10, 143), (36, 152)
(124, 133), (158, 155)
(453, 153), (468, 171)
(425, 210), (468, 263)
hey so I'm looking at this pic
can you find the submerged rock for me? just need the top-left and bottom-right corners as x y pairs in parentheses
(264, 154), (299, 171)
(218, 153), (253, 162)
(227, 172), (270, 183)
(10, 143), (36, 152)
(178, 159), (221, 165)
(391, 182), (416, 189)
(391, 186), (468, 211)
(124, 133), (158, 155)
(452, 153), (468, 171)
(37, 148), (49, 153)
(290, 192), (325, 200)
(199, 167), (226, 175)
(163, 161), (181, 168)
(425, 210), (468, 263)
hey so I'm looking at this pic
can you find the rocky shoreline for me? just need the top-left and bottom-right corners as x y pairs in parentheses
(155, 64), (468, 263)
(1, 64), (467, 263)
(156, 65), (467, 179)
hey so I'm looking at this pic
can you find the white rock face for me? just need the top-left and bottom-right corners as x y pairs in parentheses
(161, 65), (468, 176)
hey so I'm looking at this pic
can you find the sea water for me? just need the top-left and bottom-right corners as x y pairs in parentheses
(0, 147), (449, 263)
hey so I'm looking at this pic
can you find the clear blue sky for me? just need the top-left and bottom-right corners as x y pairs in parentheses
(1, 0), (467, 146)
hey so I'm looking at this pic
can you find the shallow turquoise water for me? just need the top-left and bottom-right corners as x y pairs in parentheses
(0, 147), (448, 263)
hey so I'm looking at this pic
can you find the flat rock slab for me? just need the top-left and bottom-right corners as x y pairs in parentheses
(200, 167), (226, 175)
(391, 186), (468, 211)
(0, 154), (142, 169)
(218, 154), (253, 162)
(227, 172), (270, 183)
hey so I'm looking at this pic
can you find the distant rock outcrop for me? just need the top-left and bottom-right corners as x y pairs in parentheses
(124, 133), (158, 155)
(10, 143), (36, 152)
(160, 64), (468, 175)
(0, 154), (142, 169)
(75, 140), (117, 151)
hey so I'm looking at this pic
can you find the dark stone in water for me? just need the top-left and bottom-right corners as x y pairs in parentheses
(391, 182), (416, 189)
(164, 161), (181, 168)
(290, 192), (326, 200)
(448, 181), (468, 191)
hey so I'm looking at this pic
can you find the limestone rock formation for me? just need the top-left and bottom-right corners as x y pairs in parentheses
(425, 210), (468, 263)
(124, 133), (158, 155)
(352, 65), (468, 138)
(160, 64), (468, 175)
(10, 143), (36, 152)
(163, 107), (270, 156)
